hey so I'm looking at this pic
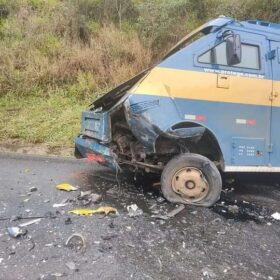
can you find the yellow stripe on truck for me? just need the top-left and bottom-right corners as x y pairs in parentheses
(131, 67), (272, 107)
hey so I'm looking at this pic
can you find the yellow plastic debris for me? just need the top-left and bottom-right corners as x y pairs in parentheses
(68, 207), (117, 216)
(55, 183), (78, 192)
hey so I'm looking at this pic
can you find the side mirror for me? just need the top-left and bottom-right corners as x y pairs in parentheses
(226, 34), (241, 66)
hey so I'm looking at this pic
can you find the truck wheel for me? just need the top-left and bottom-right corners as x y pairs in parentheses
(161, 153), (222, 207)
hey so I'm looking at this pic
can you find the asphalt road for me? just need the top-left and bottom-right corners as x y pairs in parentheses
(0, 153), (279, 280)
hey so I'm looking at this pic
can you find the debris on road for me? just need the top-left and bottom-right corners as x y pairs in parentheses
(127, 204), (143, 217)
(68, 206), (117, 216)
(1, 214), (55, 222)
(77, 191), (99, 206)
(55, 183), (79, 192)
(53, 199), (69, 208)
(19, 218), (41, 227)
(211, 218), (222, 224)
(64, 217), (72, 225)
(29, 186), (38, 192)
(78, 190), (92, 199)
(152, 204), (185, 220)
(91, 193), (102, 203)
(7, 227), (27, 238)
(53, 203), (69, 208)
(271, 212), (280, 220)
(28, 237), (36, 251)
(227, 205), (239, 214)
(156, 197), (165, 203)
(65, 261), (78, 271)
(65, 233), (86, 252)
(101, 234), (118, 241)
(202, 267), (217, 278)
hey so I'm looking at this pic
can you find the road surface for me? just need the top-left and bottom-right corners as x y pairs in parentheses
(0, 153), (279, 280)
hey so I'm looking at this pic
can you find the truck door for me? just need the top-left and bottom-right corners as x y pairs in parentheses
(270, 41), (280, 167)
(193, 31), (272, 168)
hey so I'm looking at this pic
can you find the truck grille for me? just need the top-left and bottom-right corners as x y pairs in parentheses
(81, 111), (111, 142)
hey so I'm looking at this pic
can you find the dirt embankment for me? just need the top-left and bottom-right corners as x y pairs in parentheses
(0, 140), (73, 158)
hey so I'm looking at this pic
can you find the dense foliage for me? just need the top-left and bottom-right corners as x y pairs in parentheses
(0, 0), (279, 146)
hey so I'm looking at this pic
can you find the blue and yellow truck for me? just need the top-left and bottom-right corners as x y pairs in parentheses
(75, 16), (280, 207)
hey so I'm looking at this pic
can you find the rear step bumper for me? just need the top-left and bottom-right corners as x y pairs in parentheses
(74, 136), (116, 170)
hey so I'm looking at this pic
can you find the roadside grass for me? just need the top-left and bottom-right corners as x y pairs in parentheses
(1, 0), (279, 150)
(0, 90), (92, 147)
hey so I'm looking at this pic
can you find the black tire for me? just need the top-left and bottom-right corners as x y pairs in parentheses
(161, 153), (222, 207)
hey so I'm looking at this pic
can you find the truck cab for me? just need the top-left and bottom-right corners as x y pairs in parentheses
(75, 16), (280, 207)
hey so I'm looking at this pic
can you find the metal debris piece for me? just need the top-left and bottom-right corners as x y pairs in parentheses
(7, 227), (27, 238)
(66, 233), (86, 252)
(55, 183), (79, 192)
(29, 187), (38, 192)
(127, 204), (143, 217)
(68, 207), (117, 216)
(152, 204), (185, 220)
(166, 204), (185, 217)
(19, 218), (41, 227)
(271, 212), (280, 220)
(1, 214), (54, 222)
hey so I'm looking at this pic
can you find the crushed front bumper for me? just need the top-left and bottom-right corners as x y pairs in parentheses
(74, 136), (117, 170)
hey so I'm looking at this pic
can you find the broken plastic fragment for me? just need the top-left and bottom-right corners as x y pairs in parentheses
(127, 204), (143, 217)
(53, 203), (68, 208)
(271, 212), (280, 220)
(65, 261), (78, 271)
(68, 206), (117, 216)
(7, 227), (27, 238)
(55, 183), (78, 192)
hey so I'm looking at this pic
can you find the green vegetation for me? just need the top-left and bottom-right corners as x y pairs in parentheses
(0, 0), (280, 147)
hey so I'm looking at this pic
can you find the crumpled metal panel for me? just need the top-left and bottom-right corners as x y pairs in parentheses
(80, 111), (111, 142)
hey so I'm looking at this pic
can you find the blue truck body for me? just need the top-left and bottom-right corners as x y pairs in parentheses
(75, 16), (280, 174)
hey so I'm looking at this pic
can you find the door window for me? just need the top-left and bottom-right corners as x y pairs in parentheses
(198, 41), (260, 70)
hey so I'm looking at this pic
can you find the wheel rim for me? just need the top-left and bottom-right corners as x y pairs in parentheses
(171, 167), (209, 203)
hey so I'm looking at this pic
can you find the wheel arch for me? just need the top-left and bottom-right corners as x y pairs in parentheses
(155, 121), (225, 170)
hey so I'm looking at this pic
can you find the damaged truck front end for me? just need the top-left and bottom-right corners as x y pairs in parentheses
(75, 91), (208, 173)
